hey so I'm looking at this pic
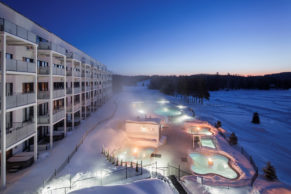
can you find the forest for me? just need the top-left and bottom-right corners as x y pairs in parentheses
(113, 72), (291, 102)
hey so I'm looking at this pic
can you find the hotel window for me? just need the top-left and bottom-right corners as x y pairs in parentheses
(6, 53), (13, 59)
(23, 57), (34, 63)
(38, 82), (48, 91)
(23, 83), (34, 93)
(23, 107), (33, 122)
(6, 83), (13, 96)
(6, 112), (13, 129)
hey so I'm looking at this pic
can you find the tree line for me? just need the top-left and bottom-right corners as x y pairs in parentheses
(113, 72), (291, 102)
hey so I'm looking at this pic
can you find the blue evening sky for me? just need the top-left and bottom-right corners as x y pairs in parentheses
(2, 0), (291, 75)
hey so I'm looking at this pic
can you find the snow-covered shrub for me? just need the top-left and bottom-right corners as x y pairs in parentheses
(263, 162), (278, 181)
(252, 112), (260, 124)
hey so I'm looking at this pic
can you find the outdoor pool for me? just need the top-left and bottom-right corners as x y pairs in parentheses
(188, 127), (212, 135)
(154, 106), (182, 117)
(201, 139), (216, 149)
(189, 153), (238, 179)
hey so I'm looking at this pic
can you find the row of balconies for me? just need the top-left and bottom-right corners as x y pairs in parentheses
(0, 121), (35, 149)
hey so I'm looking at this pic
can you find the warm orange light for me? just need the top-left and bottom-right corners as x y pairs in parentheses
(208, 158), (213, 166)
(133, 148), (138, 153)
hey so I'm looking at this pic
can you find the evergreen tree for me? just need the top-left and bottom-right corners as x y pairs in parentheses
(229, 132), (238, 145)
(215, 121), (222, 128)
(263, 162), (278, 181)
(252, 112), (260, 124)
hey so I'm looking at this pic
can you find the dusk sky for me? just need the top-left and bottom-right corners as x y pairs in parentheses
(2, 0), (291, 75)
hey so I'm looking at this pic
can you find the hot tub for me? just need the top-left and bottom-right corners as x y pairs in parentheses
(189, 153), (238, 179)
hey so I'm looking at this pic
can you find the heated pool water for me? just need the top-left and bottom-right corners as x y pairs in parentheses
(154, 106), (182, 117)
(189, 153), (238, 179)
(201, 139), (216, 149)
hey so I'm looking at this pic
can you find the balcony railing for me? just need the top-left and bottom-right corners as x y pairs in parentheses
(38, 66), (49, 75)
(66, 88), (72, 94)
(53, 108), (65, 123)
(0, 18), (37, 43)
(81, 72), (85, 77)
(6, 58), (36, 73)
(67, 70), (72, 76)
(52, 66), (65, 76)
(66, 105), (72, 112)
(74, 71), (81, 77)
(86, 86), (91, 91)
(53, 89), (65, 99)
(82, 87), (85, 92)
(6, 93), (36, 109)
(66, 52), (81, 61)
(38, 115), (50, 124)
(73, 103), (81, 112)
(38, 91), (50, 99)
(1, 121), (36, 149)
(38, 42), (66, 55)
(74, 87), (81, 94)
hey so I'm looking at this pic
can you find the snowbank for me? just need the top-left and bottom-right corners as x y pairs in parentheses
(70, 179), (175, 194)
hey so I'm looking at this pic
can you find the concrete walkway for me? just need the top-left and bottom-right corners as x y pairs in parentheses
(4, 96), (117, 194)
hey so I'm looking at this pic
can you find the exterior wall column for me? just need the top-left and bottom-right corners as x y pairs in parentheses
(63, 56), (67, 136)
(72, 61), (75, 130)
(33, 44), (38, 161)
(1, 33), (7, 189)
(49, 52), (53, 149)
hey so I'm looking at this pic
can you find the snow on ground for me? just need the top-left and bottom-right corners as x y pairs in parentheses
(168, 90), (291, 185)
(7, 86), (291, 194)
(4, 97), (117, 194)
(70, 179), (175, 194)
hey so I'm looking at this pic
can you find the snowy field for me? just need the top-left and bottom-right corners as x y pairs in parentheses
(168, 89), (291, 185)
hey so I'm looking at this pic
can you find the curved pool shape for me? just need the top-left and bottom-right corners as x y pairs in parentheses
(201, 139), (216, 149)
(154, 107), (182, 117)
(189, 153), (238, 179)
(188, 127), (212, 135)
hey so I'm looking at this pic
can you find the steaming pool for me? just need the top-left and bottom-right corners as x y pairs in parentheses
(154, 106), (182, 117)
(188, 127), (212, 135)
(201, 138), (216, 149)
(189, 153), (238, 179)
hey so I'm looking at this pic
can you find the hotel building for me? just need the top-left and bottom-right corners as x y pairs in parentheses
(0, 2), (112, 188)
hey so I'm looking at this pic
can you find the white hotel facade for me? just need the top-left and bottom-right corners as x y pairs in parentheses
(0, 2), (112, 188)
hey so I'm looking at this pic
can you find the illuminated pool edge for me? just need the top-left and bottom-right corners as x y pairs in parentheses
(189, 152), (239, 180)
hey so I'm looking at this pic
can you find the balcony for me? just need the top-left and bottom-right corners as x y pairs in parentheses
(74, 87), (81, 94)
(52, 66), (65, 76)
(38, 66), (49, 75)
(73, 102), (81, 112)
(66, 88), (72, 95)
(81, 72), (85, 77)
(66, 105), (72, 112)
(53, 108), (65, 123)
(74, 71), (81, 77)
(86, 86), (91, 91)
(38, 42), (66, 55)
(6, 58), (36, 73)
(53, 89), (65, 99)
(0, 18), (37, 43)
(67, 70), (72, 76)
(1, 121), (36, 149)
(38, 91), (50, 100)
(38, 114), (50, 124)
(6, 93), (36, 109)
(66, 52), (81, 61)
(82, 87), (85, 92)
